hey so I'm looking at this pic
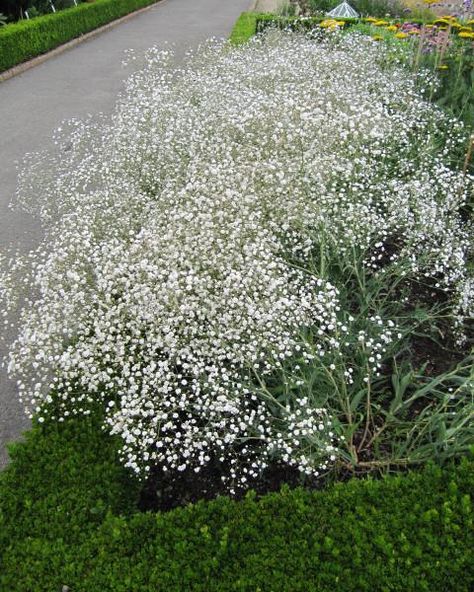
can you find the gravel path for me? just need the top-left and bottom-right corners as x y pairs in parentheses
(0, 0), (251, 468)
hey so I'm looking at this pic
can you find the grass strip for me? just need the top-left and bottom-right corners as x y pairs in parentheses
(228, 12), (259, 45)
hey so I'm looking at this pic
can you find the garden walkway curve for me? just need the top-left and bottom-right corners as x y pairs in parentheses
(0, 0), (252, 467)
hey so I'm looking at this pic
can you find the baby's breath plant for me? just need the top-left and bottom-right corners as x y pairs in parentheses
(263, 249), (474, 472)
(1, 32), (473, 491)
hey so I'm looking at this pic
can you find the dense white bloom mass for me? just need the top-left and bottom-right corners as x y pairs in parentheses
(1, 33), (472, 487)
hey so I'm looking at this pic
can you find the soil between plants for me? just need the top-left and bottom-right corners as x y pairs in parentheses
(138, 459), (330, 512)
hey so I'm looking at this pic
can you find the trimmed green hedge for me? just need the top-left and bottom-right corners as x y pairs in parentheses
(0, 0), (159, 73)
(0, 414), (473, 591)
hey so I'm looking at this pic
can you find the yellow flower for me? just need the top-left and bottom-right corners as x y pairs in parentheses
(319, 19), (342, 29)
(385, 25), (398, 31)
(433, 18), (451, 25)
(364, 17), (378, 22)
(395, 32), (408, 39)
(458, 31), (474, 38)
(374, 20), (389, 26)
(460, 27), (473, 32)
(437, 64), (449, 69)
(372, 35), (383, 41)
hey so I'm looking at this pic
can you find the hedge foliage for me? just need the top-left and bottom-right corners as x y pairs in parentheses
(0, 0), (159, 72)
(0, 413), (473, 591)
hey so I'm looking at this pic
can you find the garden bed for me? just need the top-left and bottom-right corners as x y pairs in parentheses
(229, 12), (474, 128)
(1, 14), (473, 589)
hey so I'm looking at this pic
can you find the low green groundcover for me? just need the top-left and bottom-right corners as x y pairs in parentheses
(0, 414), (472, 591)
(0, 0), (160, 73)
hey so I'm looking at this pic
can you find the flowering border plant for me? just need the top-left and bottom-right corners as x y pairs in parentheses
(1, 32), (473, 491)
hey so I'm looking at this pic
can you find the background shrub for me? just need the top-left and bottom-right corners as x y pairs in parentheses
(308, 0), (405, 17)
(0, 0), (29, 21)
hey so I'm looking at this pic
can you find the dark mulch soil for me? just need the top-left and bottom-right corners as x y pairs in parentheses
(138, 458), (328, 512)
(409, 332), (466, 375)
(401, 278), (471, 374)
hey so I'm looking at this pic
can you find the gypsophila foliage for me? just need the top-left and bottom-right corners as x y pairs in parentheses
(1, 32), (473, 489)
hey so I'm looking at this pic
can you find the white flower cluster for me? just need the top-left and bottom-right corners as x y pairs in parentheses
(356, 317), (399, 381)
(1, 32), (472, 487)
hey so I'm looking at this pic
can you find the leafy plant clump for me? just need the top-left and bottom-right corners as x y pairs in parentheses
(1, 32), (473, 495)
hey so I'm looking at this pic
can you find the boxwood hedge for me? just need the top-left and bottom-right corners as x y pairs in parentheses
(0, 413), (472, 591)
(0, 0), (159, 73)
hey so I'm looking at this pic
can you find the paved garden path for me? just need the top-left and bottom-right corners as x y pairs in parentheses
(0, 0), (251, 467)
